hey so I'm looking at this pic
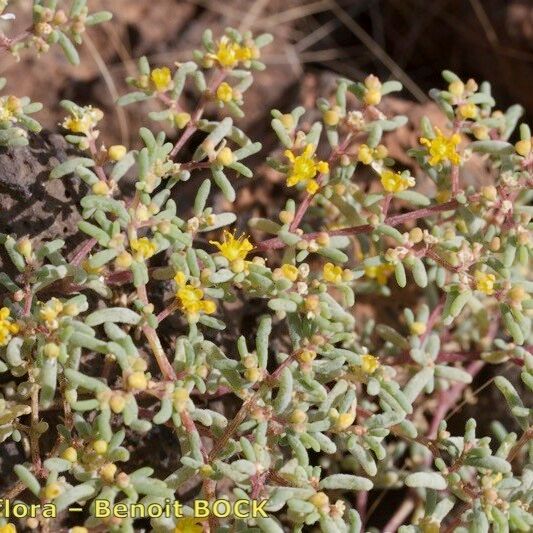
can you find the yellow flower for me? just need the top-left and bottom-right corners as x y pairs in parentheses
(475, 270), (496, 295)
(43, 482), (63, 500)
(363, 74), (382, 105)
(174, 272), (216, 320)
(216, 82), (233, 102)
(380, 169), (415, 193)
(38, 298), (64, 326)
(0, 307), (19, 347)
(174, 517), (204, 533)
(210, 37), (255, 69)
(0, 524), (16, 533)
(284, 144), (329, 194)
(365, 264), (394, 285)
(420, 127), (461, 166)
(150, 67), (172, 92)
(210, 230), (253, 262)
(62, 106), (103, 134)
(281, 264), (299, 282)
(333, 412), (356, 431)
(323, 262), (343, 284)
(357, 143), (388, 165)
(458, 103), (477, 120)
(62, 114), (92, 134)
(108, 145), (127, 161)
(361, 354), (380, 374)
(130, 237), (157, 260)
(515, 139), (531, 158)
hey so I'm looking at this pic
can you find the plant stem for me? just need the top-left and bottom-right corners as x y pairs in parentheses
(170, 69), (227, 158)
(257, 199), (461, 251)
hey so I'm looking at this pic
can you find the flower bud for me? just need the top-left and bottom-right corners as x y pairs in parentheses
(215, 147), (234, 166)
(108, 145), (127, 161)
(61, 446), (78, 462)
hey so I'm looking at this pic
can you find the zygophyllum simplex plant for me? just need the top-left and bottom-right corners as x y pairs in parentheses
(0, 2), (531, 532)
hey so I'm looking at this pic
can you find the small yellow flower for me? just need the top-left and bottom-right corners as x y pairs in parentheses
(323, 108), (340, 127)
(43, 482), (63, 500)
(323, 262), (343, 284)
(380, 169), (415, 193)
(333, 412), (356, 431)
(458, 103), (477, 120)
(363, 75), (382, 105)
(174, 517), (204, 533)
(39, 298), (63, 325)
(174, 112), (191, 129)
(92, 439), (108, 455)
(0, 307), (19, 347)
(410, 322), (427, 336)
(130, 237), (157, 261)
(216, 82), (233, 102)
(92, 180), (110, 196)
(361, 354), (380, 374)
(365, 264), (394, 285)
(100, 463), (117, 483)
(475, 270), (496, 295)
(281, 264), (299, 282)
(108, 145), (127, 161)
(62, 114), (91, 134)
(43, 343), (60, 359)
(210, 230), (253, 262)
(357, 143), (388, 165)
(174, 272), (216, 320)
(0, 524), (16, 533)
(109, 393), (126, 414)
(215, 146), (234, 166)
(420, 127), (461, 166)
(61, 446), (78, 462)
(62, 106), (103, 134)
(284, 144), (329, 194)
(150, 67), (172, 92)
(127, 371), (148, 391)
(515, 139), (531, 157)
(209, 36), (255, 69)
(448, 80), (465, 97)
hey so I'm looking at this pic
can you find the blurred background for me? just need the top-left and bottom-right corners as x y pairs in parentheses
(0, 0), (531, 149)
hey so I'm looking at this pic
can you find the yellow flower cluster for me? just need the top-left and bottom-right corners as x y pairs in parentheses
(0, 307), (19, 347)
(175, 272), (216, 320)
(475, 270), (496, 295)
(150, 67), (172, 92)
(0, 523), (16, 533)
(130, 237), (157, 261)
(419, 127), (461, 166)
(380, 169), (415, 193)
(284, 144), (329, 194)
(38, 298), (77, 329)
(62, 106), (104, 134)
(365, 264), (394, 285)
(210, 36), (257, 69)
(357, 143), (388, 165)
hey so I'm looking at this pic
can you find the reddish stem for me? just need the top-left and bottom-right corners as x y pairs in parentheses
(257, 199), (461, 251)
